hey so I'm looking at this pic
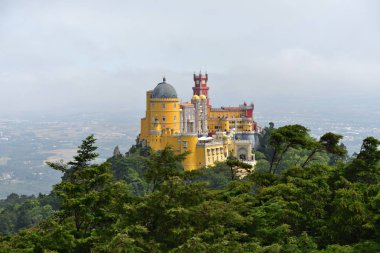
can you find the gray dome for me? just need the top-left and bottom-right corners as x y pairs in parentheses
(152, 78), (177, 98)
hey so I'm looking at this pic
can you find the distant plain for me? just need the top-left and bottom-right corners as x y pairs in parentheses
(1, 103), (379, 199)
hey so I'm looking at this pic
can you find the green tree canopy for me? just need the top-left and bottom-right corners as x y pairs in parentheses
(144, 146), (189, 192)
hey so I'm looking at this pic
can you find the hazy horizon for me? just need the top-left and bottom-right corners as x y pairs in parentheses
(1, 0), (380, 117)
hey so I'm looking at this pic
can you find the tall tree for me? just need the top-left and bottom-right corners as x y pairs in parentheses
(345, 136), (380, 184)
(67, 134), (99, 170)
(49, 135), (130, 252)
(46, 134), (99, 179)
(301, 132), (346, 168)
(268, 125), (310, 173)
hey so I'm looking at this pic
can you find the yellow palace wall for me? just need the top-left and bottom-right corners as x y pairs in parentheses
(148, 133), (201, 171)
(149, 97), (181, 134)
(140, 91), (180, 142)
(208, 110), (244, 119)
(147, 131), (227, 171)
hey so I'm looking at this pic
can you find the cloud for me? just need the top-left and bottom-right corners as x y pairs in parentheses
(0, 0), (379, 115)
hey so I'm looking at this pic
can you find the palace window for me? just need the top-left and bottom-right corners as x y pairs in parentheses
(183, 141), (188, 148)
(162, 116), (166, 121)
(174, 103), (177, 108)
(162, 103), (165, 108)
(174, 116), (177, 121)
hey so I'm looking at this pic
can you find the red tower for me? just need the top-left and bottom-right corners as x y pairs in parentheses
(192, 72), (210, 105)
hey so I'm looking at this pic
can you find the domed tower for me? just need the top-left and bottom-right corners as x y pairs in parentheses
(150, 77), (180, 134)
(152, 77), (178, 99)
(140, 78), (180, 144)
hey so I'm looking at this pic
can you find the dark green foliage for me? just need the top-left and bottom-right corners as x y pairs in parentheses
(127, 142), (151, 157)
(301, 132), (347, 168)
(249, 171), (279, 188)
(144, 146), (188, 192)
(53, 163), (129, 233)
(108, 154), (148, 196)
(187, 162), (231, 189)
(67, 134), (99, 169)
(0, 193), (56, 236)
(0, 133), (379, 252)
(258, 124), (347, 174)
(269, 124), (310, 173)
(345, 136), (380, 184)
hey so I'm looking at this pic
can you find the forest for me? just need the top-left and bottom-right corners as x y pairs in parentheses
(0, 123), (379, 252)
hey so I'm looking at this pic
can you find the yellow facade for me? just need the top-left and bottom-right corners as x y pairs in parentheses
(140, 90), (181, 144)
(207, 105), (255, 133)
(138, 76), (255, 171)
(144, 132), (226, 170)
(208, 117), (254, 133)
(208, 118), (230, 132)
(150, 98), (181, 134)
(208, 110), (243, 119)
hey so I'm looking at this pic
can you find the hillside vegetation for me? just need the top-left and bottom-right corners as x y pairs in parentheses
(0, 125), (379, 253)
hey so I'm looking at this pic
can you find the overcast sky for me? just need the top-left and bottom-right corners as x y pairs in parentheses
(1, 0), (379, 116)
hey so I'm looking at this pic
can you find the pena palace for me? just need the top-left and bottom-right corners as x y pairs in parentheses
(138, 73), (260, 170)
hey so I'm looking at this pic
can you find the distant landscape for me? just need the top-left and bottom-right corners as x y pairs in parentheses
(1, 106), (379, 199)
(0, 111), (139, 198)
